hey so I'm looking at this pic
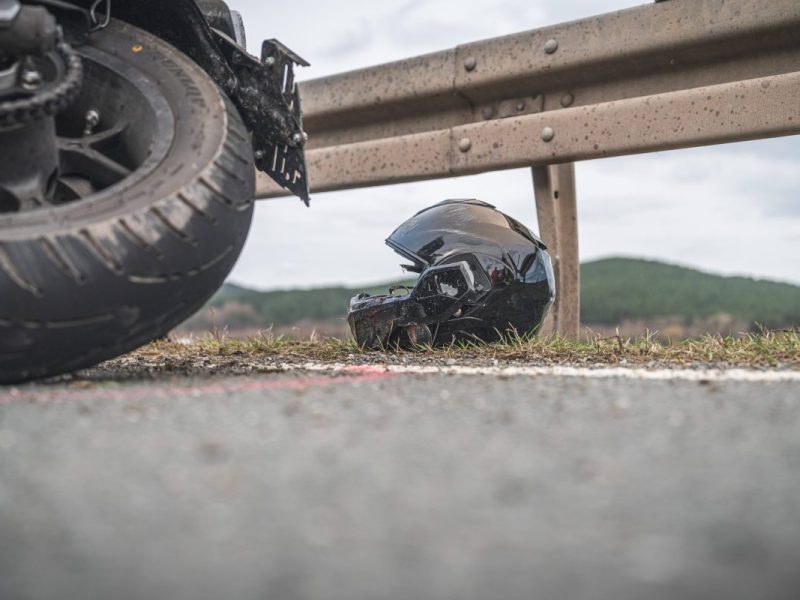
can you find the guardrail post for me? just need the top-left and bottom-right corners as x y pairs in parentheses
(532, 164), (580, 339)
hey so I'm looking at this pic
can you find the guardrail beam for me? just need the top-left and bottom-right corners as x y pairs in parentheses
(257, 0), (800, 197)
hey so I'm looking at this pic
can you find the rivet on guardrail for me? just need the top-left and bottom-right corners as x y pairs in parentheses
(560, 92), (574, 107)
(464, 57), (477, 71)
(544, 39), (559, 54)
(541, 127), (555, 142)
(458, 138), (472, 152)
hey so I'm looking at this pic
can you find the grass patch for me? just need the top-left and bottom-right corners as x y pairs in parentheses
(125, 330), (800, 370)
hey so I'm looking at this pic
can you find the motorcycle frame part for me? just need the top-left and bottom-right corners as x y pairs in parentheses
(193, 0), (236, 42)
(229, 10), (246, 49)
(193, 1), (246, 48)
(0, 3), (57, 55)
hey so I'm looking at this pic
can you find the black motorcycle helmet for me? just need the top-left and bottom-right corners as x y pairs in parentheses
(347, 199), (555, 348)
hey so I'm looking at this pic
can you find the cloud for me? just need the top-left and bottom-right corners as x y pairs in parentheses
(318, 20), (375, 60)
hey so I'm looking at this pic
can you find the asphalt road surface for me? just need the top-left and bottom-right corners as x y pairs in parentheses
(1, 365), (800, 600)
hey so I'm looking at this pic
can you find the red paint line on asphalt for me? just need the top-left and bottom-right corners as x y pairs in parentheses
(0, 367), (397, 405)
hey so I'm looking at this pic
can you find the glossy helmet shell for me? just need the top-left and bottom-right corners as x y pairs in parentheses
(348, 199), (555, 347)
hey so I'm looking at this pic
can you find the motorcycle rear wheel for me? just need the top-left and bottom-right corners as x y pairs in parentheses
(0, 20), (255, 384)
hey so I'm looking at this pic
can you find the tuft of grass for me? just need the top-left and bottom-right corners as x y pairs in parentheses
(129, 330), (800, 370)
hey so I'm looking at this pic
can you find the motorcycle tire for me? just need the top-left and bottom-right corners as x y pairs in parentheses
(0, 20), (255, 384)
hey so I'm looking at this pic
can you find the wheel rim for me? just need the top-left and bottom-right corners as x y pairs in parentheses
(53, 44), (175, 204)
(0, 37), (175, 221)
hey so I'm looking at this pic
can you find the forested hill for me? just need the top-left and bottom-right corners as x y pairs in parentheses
(581, 258), (800, 327)
(193, 258), (800, 330)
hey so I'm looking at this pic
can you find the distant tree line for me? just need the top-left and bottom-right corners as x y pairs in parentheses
(580, 258), (800, 328)
(184, 258), (800, 331)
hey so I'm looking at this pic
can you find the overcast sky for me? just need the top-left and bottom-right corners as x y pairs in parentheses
(226, 0), (800, 290)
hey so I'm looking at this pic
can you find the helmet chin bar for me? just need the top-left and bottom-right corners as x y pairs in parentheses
(348, 262), (478, 349)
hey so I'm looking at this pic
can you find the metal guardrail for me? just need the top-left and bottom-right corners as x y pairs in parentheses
(256, 0), (800, 336)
